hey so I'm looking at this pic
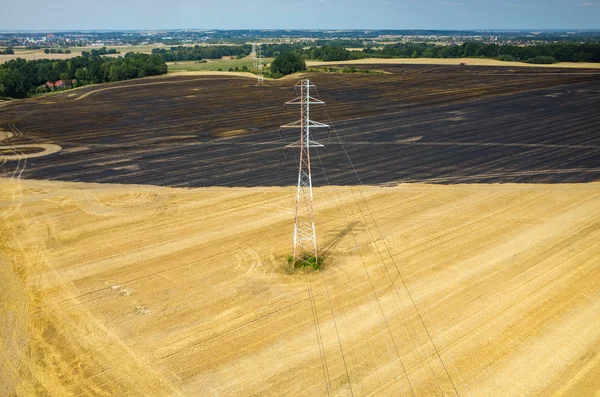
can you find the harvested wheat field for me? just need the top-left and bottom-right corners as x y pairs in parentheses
(3, 66), (600, 186)
(2, 177), (600, 396)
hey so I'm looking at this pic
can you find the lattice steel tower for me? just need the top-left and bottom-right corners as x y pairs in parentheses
(280, 79), (329, 263)
(252, 44), (264, 85)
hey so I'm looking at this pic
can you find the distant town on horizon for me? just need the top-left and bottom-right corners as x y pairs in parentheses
(2, 29), (600, 49)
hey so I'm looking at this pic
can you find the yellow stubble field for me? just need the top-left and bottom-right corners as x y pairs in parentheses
(1, 177), (600, 396)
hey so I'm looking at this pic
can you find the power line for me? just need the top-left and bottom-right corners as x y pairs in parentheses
(314, 86), (465, 396)
(316, 151), (412, 397)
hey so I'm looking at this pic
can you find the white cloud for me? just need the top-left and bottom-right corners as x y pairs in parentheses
(580, 1), (600, 6)
(441, 1), (465, 5)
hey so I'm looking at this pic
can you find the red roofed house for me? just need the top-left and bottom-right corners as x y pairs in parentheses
(45, 80), (76, 90)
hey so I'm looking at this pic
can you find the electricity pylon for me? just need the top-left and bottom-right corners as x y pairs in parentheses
(280, 79), (329, 263)
(252, 44), (264, 85)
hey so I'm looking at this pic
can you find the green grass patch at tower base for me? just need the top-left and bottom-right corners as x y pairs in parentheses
(287, 253), (324, 271)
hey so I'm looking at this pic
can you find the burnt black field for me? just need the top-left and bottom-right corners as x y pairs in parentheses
(1, 64), (600, 187)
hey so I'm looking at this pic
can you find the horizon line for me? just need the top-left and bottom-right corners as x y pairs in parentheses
(2, 28), (600, 33)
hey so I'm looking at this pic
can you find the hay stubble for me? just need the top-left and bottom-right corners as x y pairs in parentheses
(1, 179), (599, 396)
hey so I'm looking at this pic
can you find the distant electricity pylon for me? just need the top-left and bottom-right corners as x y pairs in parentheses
(280, 79), (329, 263)
(252, 44), (264, 85)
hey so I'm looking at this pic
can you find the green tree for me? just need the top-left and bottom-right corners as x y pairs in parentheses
(0, 69), (7, 97)
(422, 48), (435, 58)
(306, 46), (351, 61)
(75, 67), (90, 84)
(1, 68), (27, 98)
(270, 52), (306, 76)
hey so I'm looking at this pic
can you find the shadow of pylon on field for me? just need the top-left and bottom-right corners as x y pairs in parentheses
(320, 221), (365, 261)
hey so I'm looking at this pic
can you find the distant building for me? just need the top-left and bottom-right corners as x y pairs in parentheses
(45, 80), (76, 89)
(45, 80), (65, 89)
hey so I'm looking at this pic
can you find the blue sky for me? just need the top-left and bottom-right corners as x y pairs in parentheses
(3, 0), (600, 30)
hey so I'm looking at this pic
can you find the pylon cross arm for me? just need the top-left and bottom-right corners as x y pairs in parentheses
(280, 120), (330, 129)
(285, 96), (325, 106)
(285, 140), (324, 149)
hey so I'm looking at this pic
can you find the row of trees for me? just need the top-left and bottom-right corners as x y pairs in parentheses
(150, 43), (309, 62)
(1, 47), (15, 55)
(43, 48), (71, 54)
(259, 43), (304, 57)
(42, 46), (118, 56)
(303, 46), (355, 62)
(289, 42), (600, 64)
(0, 52), (167, 98)
(310, 39), (365, 48)
(152, 45), (251, 61)
(84, 47), (119, 56)
(363, 42), (600, 63)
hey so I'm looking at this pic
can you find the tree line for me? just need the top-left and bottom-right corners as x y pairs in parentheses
(150, 43), (308, 62)
(309, 39), (366, 48)
(260, 43), (304, 57)
(151, 45), (251, 61)
(87, 47), (120, 56)
(303, 46), (355, 61)
(0, 52), (167, 98)
(44, 48), (72, 54)
(299, 42), (600, 64)
(364, 42), (600, 63)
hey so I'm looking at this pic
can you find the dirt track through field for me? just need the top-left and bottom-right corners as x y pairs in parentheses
(1, 178), (599, 396)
